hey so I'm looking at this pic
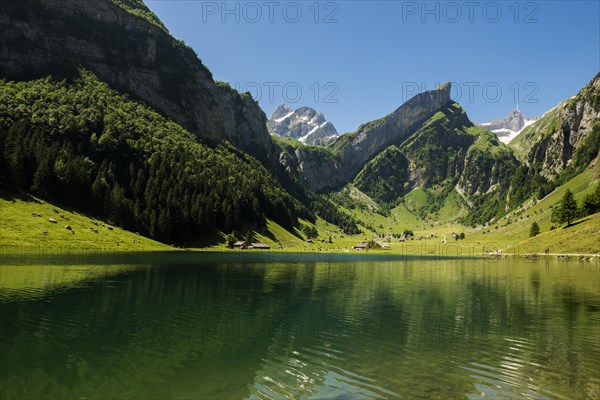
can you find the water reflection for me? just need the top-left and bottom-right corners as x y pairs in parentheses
(0, 256), (599, 399)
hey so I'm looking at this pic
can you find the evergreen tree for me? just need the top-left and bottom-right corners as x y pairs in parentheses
(581, 184), (600, 216)
(529, 221), (540, 237)
(244, 230), (254, 245)
(302, 224), (318, 239)
(32, 154), (58, 198)
(557, 189), (578, 226)
(224, 232), (236, 248)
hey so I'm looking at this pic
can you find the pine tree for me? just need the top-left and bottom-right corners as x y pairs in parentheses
(581, 184), (600, 216)
(557, 189), (578, 226)
(244, 230), (254, 246)
(224, 232), (236, 248)
(32, 154), (58, 199)
(529, 221), (540, 237)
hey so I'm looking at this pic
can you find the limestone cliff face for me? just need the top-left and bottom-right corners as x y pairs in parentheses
(335, 83), (453, 181)
(459, 135), (518, 196)
(0, 0), (277, 164)
(350, 102), (519, 202)
(283, 83), (453, 192)
(513, 73), (600, 180)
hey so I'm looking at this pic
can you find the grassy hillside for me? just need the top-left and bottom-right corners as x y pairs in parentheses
(0, 71), (308, 246)
(0, 190), (169, 251)
(467, 165), (600, 254)
(353, 146), (410, 203)
(4, 173), (594, 256)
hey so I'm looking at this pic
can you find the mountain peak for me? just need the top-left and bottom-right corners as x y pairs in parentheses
(268, 105), (338, 146)
(271, 104), (294, 120)
(397, 82), (452, 115)
(481, 108), (537, 144)
(437, 82), (451, 92)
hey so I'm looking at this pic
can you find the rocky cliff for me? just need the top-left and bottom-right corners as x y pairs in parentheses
(352, 102), (518, 202)
(280, 83), (454, 192)
(0, 0), (278, 165)
(333, 83), (453, 180)
(511, 73), (600, 180)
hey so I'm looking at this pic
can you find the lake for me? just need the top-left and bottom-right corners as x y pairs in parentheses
(0, 252), (599, 399)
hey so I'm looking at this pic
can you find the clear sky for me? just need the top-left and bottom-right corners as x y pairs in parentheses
(145, 0), (599, 134)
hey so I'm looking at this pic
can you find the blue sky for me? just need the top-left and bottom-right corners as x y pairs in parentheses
(145, 1), (599, 134)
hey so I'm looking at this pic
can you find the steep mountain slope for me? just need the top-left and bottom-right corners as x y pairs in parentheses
(353, 146), (410, 203)
(0, 0), (278, 166)
(332, 83), (454, 181)
(280, 83), (454, 192)
(511, 73), (600, 179)
(351, 102), (517, 208)
(0, 71), (308, 245)
(268, 105), (338, 146)
(481, 109), (537, 144)
(457, 74), (600, 227)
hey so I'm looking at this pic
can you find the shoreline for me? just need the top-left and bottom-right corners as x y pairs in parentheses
(1, 245), (599, 264)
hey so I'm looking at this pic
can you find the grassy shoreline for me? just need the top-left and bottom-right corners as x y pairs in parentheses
(1, 244), (598, 263)
(2, 186), (598, 259)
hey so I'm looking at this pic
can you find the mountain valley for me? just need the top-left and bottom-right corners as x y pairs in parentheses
(0, 0), (598, 255)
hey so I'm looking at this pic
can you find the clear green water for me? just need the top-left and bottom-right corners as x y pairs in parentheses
(0, 253), (599, 399)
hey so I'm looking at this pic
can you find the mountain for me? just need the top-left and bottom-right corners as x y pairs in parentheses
(511, 74), (599, 180)
(267, 105), (338, 146)
(0, 71), (309, 245)
(0, 0), (279, 167)
(353, 102), (517, 204)
(278, 84), (455, 192)
(481, 109), (537, 144)
(457, 73), (600, 226)
(280, 83), (516, 201)
(1, 0), (597, 248)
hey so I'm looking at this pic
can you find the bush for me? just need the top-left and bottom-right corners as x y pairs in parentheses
(366, 240), (382, 249)
(225, 233), (237, 248)
(302, 224), (318, 239)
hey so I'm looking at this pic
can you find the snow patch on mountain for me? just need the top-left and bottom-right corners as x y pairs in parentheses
(481, 109), (538, 144)
(268, 105), (339, 146)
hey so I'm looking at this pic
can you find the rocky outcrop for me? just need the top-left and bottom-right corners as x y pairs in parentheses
(292, 148), (343, 190)
(351, 102), (518, 202)
(459, 134), (518, 196)
(333, 82), (453, 181)
(520, 73), (600, 179)
(0, 0), (277, 164)
(275, 83), (452, 192)
(267, 105), (339, 146)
